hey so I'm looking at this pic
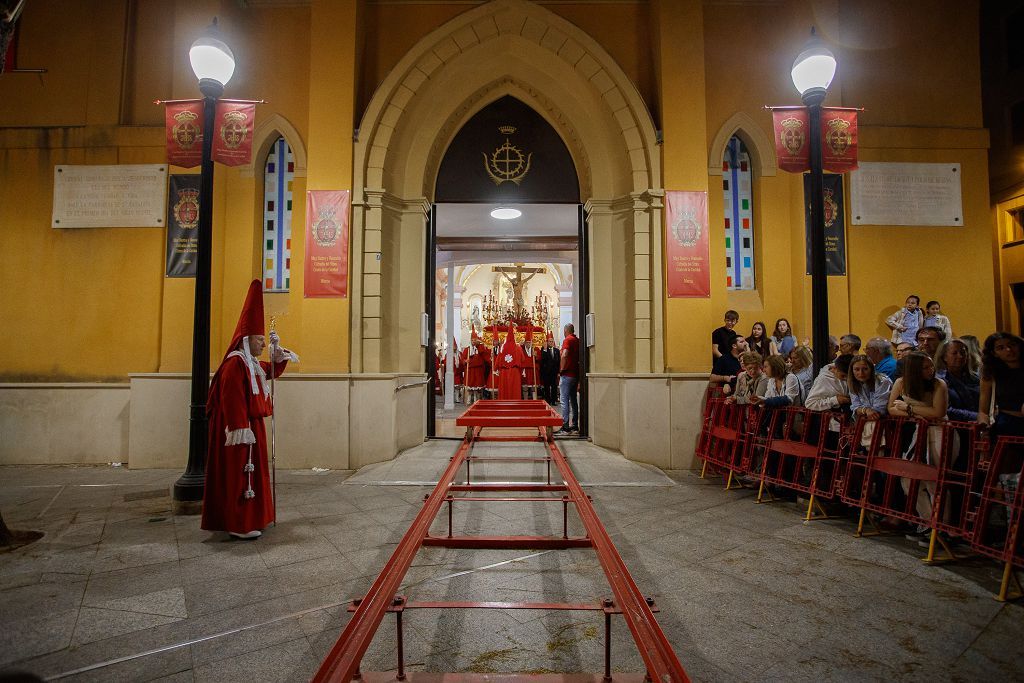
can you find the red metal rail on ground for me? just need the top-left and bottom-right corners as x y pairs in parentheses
(312, 399), (688, 683)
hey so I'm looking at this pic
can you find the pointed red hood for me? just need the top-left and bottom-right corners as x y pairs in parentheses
(224, 280), (265, 360)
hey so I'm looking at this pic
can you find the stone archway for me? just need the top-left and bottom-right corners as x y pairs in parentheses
(350, 0), (664, 376)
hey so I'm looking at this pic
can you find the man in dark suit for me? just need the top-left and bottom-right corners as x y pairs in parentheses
(539, 332), (560, 405)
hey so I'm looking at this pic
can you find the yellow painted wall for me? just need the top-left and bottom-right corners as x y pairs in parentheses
(661, 0), (994, 372)
(0, 0), (1001, 382)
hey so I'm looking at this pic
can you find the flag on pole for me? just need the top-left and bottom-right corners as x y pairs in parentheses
(212, 101), (255, 166)
(164, 101), (204, 168)
(772, 108), (810, 173)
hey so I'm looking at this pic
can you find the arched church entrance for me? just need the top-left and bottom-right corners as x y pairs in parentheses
(349, 0), (664, 454)
(428, 95), (586, 436)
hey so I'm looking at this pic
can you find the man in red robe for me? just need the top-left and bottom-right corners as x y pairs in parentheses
(202, 280), (298, 540)
(461, 327), (490, 404)
(493, 325), (527, 400)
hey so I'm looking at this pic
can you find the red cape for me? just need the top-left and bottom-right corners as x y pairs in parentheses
(201, 354), (287, 534)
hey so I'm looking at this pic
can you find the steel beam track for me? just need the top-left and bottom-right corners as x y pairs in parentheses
(312, 400), (688, 683)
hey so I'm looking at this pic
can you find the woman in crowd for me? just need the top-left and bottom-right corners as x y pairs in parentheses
(746, 322), (774, 359)
(849, 354), (893, 422)
(886, 295), (925, 346)
(770, 318), (797, 357)
(787, 345), (815, 402)
(934, 338), (980, 422)
(724, 351), (767, 404)
(888, 352), (949, 528)
(960, 334), (983, 375)
(924, 301), (953, 340)
(978, 332), (1024, 437)
(750, 355), (801, 408)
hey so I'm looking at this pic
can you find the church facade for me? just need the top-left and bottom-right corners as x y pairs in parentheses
(0, 0), (998, 470)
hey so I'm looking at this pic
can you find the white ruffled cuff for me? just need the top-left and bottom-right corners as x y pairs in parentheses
(272, 347), (299, 364)
(224, 427), (256, 446)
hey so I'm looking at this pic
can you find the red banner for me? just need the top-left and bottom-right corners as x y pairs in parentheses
(304, 190), (350, 298)
(211, 101), (255, 167)
(164, 101), (204, 168)
(772, 109), (810, 173)
(821, 108), (858, 173)
(665, 191), (710, 298)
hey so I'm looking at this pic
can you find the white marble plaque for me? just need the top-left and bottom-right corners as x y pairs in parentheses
(850, 162), (962, 226)
(52, 164), (168, 228)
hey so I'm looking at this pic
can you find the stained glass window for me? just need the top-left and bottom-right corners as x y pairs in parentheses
(722, 136), (755, 290)
(263, 137), (294, 291)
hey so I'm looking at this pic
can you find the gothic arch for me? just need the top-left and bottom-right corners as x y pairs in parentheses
(351, 0), (664, 374)
(707, 111), (777, 177)
(242, 113), (307, 178)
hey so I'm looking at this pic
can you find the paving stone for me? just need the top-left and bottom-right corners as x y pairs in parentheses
(71, 607), (184, 646)
(192, 636), (317, 683)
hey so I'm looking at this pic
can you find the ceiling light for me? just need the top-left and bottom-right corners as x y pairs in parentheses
(490, 207), (521, 220)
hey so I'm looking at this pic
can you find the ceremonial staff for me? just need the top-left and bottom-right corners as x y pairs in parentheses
(269, 315), (278, 525)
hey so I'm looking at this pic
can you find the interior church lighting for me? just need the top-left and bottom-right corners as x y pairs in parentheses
(490, 206), (522, 219)
(792, 29), (836, 372)
(173, 19), (235, 510)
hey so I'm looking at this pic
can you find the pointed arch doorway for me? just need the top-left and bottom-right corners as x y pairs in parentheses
(426, 94), (588, 436)
(349, 0), (663, 459)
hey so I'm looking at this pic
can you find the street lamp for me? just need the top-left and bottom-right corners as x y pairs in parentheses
(792, 30), (836, 373)
(172, 19), (235, 513)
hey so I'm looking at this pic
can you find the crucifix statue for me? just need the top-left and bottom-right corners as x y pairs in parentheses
(493, 263), (545, 311)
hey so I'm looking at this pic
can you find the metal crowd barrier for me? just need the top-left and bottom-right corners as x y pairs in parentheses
(695, 403), (1024, 600)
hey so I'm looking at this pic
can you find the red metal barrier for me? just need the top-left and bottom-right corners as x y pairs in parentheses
(312, 400), (690, 682)
(848, 416), (968, 563)
(931, 421), (984, 542)
(755, 407), (845, 521)
(969, 434), (1024, 601)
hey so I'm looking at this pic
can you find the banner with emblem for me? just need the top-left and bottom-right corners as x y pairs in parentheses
(304, 190), (350, 298)
(665, 190), (711, 298)
(165, 174), (201, 277)
(804, 173), (846, 276)
(772, 108), (810, 174)
(821, 108), (858, 173)
(164, 101), (204, 168)
(211, 101), (255, 167)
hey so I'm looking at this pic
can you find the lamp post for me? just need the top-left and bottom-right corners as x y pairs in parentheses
(791, 31), (837, 373)
(172, 19), (236, 513)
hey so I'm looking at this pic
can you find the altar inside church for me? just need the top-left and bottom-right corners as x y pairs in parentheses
(432, 261), (575, 436)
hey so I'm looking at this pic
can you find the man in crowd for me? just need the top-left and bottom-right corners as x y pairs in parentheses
(709, 334), (748, 393)
(839, 334), (862, 356)
(539, 332), (560, 406)
(556, 323), (580, 434)
(865, 337), (897, 380)
(711, 310), (740, 362)
(915, 325), (945, 358)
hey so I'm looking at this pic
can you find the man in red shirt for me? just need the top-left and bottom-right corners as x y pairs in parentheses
(556, 323), (580, 434)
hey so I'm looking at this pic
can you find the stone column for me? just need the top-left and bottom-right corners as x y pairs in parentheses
(444, 264), (455, 410)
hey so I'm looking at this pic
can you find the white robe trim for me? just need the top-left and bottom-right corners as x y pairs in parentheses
(225, 427), (256, 446)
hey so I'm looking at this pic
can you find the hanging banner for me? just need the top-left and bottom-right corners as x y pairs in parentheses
(665, 190), (711, 298)
(211, 101), (255, 167)
(164, 101), (204, 168)
(304, 190), (350, 298)
(804, 174), (846, 276)
(165, 174), (201, 277)
(772, 108), (810, 174)
(821, 108), (858, 173)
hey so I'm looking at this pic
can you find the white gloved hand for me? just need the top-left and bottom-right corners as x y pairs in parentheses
(272, 344), (299, 364)
(269, 330), (281, 348)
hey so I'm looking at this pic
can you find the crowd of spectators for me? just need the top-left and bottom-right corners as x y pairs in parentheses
(708, 300), (1024, 441)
